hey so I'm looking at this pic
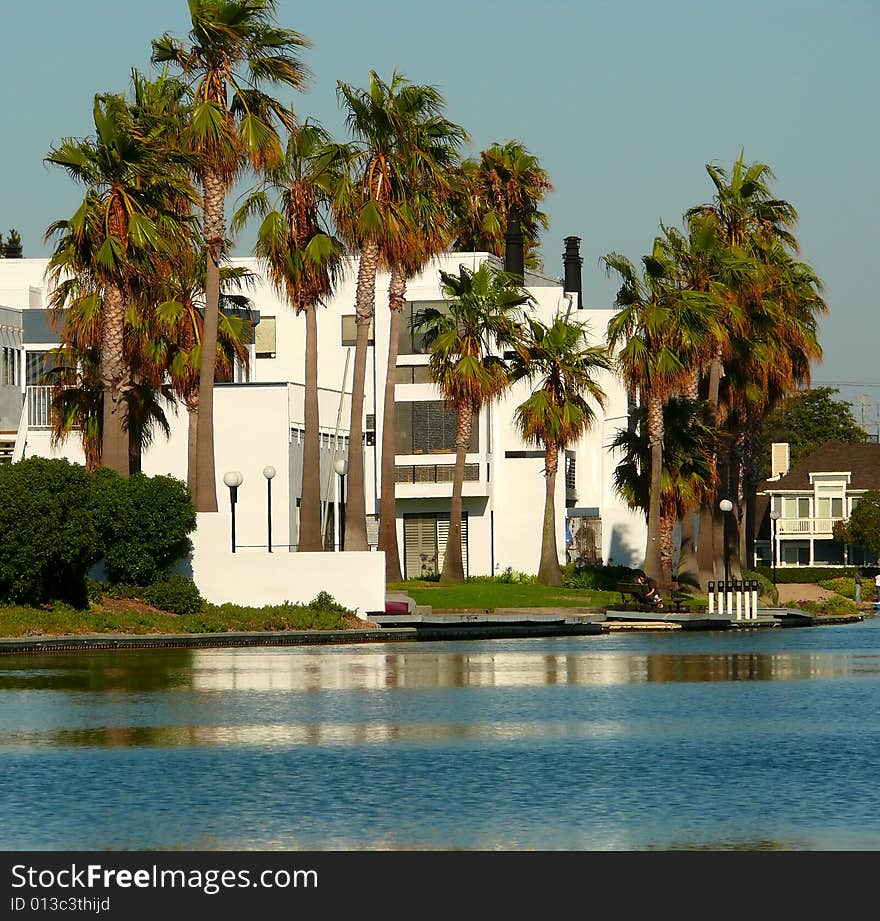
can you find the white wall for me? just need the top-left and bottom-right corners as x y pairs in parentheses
(188, 512), (385, 617)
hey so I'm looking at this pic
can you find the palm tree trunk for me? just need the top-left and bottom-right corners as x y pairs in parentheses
(99, 281), (129, 477)
(537, 441), (561, 586)
(299, 304), (323, 551)
(195, 167), (224, 513)
(186, 391), (198, 500)
(442, 404), (472, 583)
(676, 369), (701, 587)
(344, 240), (380, 552)
(128, 426), (142, 476)
(697, 354), (723, 588)
(659, 507), (675, 584)
(677, 512), (700, 589)
(378, 265), (405, 581)
(645, 391), (665, 586)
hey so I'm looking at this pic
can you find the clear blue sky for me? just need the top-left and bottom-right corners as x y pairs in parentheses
(2, 1), (877, 411)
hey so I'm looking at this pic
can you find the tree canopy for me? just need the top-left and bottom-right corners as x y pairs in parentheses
(759, 387), (869, 479)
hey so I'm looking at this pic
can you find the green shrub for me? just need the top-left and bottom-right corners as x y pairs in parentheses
(94, 470), (196, 585)
(308, 590), (349, 615)
(0, 458), (103, 606)
(753, 566), (863, 584)
(143, 576), (204, 616)
(563, 563), (640, 591)
(818, 576), (855, 600)
(742, 569), (778, 606)
(791, 595), (859, 615)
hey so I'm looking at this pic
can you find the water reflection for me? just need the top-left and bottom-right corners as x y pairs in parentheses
(2, 646), (877, 695)
(186, 648), (875, 691)
(3, 624), (880, 851)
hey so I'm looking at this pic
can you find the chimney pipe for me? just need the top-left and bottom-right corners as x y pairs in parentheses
(503, 207), (524, 280)
(563, 236), (583, 308)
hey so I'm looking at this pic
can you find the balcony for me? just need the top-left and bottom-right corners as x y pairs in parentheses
(393, 458), (487, 498)
(776, 516), (841, 538)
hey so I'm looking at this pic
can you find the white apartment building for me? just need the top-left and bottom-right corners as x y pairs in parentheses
(0, 245), (647, 579)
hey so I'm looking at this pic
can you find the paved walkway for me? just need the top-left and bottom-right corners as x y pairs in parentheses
(774, 583), (838, 604)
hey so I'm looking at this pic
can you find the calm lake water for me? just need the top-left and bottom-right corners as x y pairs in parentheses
(3, 617), (880, 851)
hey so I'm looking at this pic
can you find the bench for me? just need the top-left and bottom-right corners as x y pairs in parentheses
(616, 581), (663, 608)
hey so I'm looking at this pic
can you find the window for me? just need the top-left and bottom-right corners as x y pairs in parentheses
(399, 301), (447, 355)
(341, 315), (374, 347)
(254, 316), (276, 358)
(782, 540), (810, 565)
(782, 496), (810, 519)
(395, 400), (478, 454)
(817, 496), (844, 518)
(403, 513), (468, 579)
(25, 351), (51, 386)
(394, 365), (434, 385)
(1, 347), (19, 386)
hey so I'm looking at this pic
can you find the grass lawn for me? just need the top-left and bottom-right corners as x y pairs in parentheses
(387, 580), (620, 610)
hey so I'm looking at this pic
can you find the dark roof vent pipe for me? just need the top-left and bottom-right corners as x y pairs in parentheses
(563, 235), (583, 309)
(503, 207), (525, 280)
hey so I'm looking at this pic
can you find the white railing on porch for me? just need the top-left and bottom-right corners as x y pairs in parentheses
(26, 386), (53, 429)
(776, 516), (840, 536)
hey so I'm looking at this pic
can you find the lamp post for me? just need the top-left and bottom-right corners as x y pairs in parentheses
(263, 466), (276, 552)
(769, 508), (781, 584)
(719, 498), (734, 604)
(222, 471), (243, 553)
(334, 457), (348, 551)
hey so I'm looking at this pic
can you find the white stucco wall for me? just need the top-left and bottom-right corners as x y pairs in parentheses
(187, 512), (385, 617)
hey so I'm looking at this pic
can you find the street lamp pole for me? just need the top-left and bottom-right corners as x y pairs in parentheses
(769, 508), (781, 584)
(222, 471), (243, 553)
(263, 466), (276, 552)
(719, 498), (733, 589)
(334, 458), (348, 551)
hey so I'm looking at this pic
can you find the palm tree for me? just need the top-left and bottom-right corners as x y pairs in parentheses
(610, 398), (717, 586)
(416, 262), (530, 582)
(451, 140), (553, 270)
(333, 69), (464, 552)
(604, 242), (718, 586)
(152, 0), (310, 511)
(509, 313), (611, 585)
(44, 342), (176, 477)
(233, 120), (346, 551)
(376, 99), (467, 582)
(685, 152), (820, 582)
(45, 92), (195, 477)
(152, 248), (254, 494)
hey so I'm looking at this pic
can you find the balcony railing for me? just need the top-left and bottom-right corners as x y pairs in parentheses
(26, 386), (53, 429)
(395, 463), (480, 484)
(776, 516), (841, 536)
